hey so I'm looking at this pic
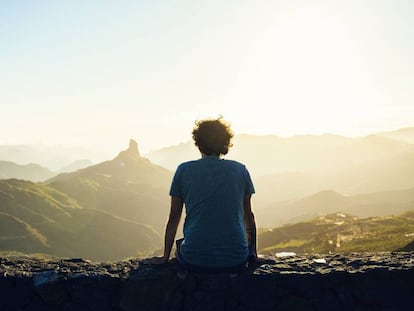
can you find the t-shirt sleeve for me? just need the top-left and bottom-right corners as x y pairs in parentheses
(169, 165), (184, 198)
(243, 166), (255, 195)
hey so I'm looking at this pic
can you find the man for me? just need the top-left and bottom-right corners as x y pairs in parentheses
(145, 117), (257, 272)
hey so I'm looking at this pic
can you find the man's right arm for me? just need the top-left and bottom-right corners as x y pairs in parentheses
(141, 196), (183, 265)
(243, 194), (257, 260)
(162, 196), (184, 262)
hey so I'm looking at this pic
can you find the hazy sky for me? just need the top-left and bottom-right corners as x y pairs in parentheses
(1, 0), (413, 154)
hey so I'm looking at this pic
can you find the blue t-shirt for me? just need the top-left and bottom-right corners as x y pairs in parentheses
(169, 156), (255, 267)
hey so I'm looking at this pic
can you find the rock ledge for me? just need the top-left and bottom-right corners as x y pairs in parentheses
(1, 252), (414, 311)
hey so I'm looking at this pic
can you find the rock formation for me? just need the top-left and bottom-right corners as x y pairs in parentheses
(117, 139), (141, 159)
(1, 252), (414, 311)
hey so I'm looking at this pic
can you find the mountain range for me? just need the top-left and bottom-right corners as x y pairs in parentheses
(0, 126), (413, 260)
(147, 127), (414, 176)
(148, 127), (414, 210)
(0, 140), (170, 261)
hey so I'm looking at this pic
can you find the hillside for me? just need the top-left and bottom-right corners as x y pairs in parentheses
(258, 211), (414, 254)
(255, 188), (414, 227)
(0, 179), (160, 261)
(0, 140), (178, 260)
(48, 140), (173, 232)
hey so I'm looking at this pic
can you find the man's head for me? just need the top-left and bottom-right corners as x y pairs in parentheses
(192, 117), (234, 156)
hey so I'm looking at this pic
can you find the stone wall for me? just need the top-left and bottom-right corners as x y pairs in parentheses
(1, 252), (414, 311)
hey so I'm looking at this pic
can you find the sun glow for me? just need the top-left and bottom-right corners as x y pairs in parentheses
(1, 1), (413, 153)
(259, 8), (360, 121)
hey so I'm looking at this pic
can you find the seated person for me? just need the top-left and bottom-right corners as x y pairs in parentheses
(145, 117), (257, 272)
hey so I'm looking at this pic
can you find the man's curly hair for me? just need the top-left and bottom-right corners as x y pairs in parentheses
(192, 117), (234, 156)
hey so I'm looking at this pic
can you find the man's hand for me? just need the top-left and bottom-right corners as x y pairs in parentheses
(142, 198), (183, 266)
(140, 256), (169, 265)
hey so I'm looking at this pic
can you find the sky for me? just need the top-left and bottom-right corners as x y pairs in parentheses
(1, 0), (414, 154)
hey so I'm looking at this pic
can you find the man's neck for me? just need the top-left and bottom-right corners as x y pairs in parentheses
(201, 153), (220, 158)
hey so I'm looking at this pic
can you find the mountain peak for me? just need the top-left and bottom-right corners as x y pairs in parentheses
(128, 139), (140, 156)
(116, 139), (141, 160)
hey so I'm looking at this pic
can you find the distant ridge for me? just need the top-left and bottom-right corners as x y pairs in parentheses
(0, 144), (106, 171)
(0, 159), (93, 182)
(0, 160), (54, 181)
(256, 187), (414, 227)
(57, 159), (93, 174)
(148, 131), (414, 176)
(377, 126), (414, 144)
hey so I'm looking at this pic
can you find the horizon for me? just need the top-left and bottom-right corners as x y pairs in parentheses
(2, 1), (414, 155)
(0, 123), (413, 158)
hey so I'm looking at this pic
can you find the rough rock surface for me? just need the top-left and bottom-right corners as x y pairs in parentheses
(1, 252), (414, 311)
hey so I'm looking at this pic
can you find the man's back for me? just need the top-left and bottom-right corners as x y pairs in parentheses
(170, 156), (255, 267)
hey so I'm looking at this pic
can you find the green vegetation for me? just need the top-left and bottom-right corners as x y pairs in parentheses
(258, 212), (414, 254)
(0, 179), (161, 261)
(0, 143), (174, 261)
